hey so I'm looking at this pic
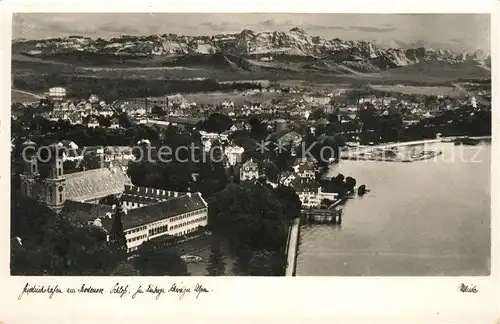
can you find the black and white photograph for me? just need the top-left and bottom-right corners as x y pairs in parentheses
(9, 12), (491, 278)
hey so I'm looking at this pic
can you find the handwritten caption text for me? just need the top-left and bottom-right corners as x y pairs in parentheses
(18, 282), (211, 300)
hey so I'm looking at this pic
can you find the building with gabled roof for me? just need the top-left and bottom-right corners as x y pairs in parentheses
(108, 118), (120, 129)
(277, 131), (303, 147)
(87, 117), (100, 128)
(289, 178), (320, 208)
(279, 171), (297, 187)
(293, 160), (316, 180)
(240, 158), (259, 181)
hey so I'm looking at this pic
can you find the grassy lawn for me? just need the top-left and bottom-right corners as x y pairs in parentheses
(368, 85), (465, 98)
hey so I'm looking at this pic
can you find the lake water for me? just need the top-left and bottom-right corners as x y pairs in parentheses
(296, 142), (491, 276)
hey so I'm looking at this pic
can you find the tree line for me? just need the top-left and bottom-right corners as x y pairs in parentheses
(13, 74), (262, 102)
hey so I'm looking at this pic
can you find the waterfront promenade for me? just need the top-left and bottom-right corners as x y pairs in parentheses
(285, 217), (300, 276)
(348, 136), (490, 155)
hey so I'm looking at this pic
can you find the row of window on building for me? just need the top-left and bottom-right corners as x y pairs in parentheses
(171, 216), (207, 231)
(124, 225), (147, 235)
(171, 208), (207, 222)
(148, 215), (208, 236)
(149, 224), (168, 236)
(127, 234), (147, 244)
(178, 228), (198, 236)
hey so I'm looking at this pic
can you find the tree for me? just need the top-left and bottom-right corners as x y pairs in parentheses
(249, 118), (268, 141)
(134, 241), (190, 276)
(232, 247), (252, 276)
(11, 194), (55, 245)
(335, 173), (345, 183)
(327, 113), (339, 124)
(311, 108), (325, 120)
(345, 176), (357, 191)
(108, 204), (128, 264)
(151, 105), (166, 116)
(274, 185), (302, 221)
(99, 194), (119, 206)
(110, 262), (141, 276)
(206, 236), (226, 276)
(198, 113), (233, 133)
(248, 249), (285, 276)
(209, 182), (290, 275)
(358, 103), (378, 131)
(263, 161), (280, 183)
(11, 243), (58, 276)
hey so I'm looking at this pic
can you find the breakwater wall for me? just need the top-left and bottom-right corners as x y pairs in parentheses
(285, 217), (300, 276)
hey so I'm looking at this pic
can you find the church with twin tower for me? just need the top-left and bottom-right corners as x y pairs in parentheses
(19, 140), (132, 213)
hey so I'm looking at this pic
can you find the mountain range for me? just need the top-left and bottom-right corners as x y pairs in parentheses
(12, 28), (491, 79)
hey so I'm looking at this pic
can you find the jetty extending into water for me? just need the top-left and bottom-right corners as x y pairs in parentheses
(341, 139), (447, 163)
(302, 208), (343, 224)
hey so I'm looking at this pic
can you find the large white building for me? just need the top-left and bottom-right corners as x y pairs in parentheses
(48, 87), (66, 101)
(64, 189), (208, 253)
(290, 178), (319, 208)
(288, 178), (339, 209)
(118, 189), (208, 253)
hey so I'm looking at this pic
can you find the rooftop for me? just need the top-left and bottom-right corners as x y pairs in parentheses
(290, 178), (319, 193)
(242, 158), (258, 168)
(122, 192), (207, 229)
(64, 167), (132, 202)
(61, 200), (114, 225)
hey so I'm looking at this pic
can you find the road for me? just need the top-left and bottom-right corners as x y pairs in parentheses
(11, 89), (44, 99)
(285, 217), (300, 276)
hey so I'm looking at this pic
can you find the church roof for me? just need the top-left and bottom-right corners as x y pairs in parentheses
(122, 192), (207, 229)
(64, 167), (132, 202)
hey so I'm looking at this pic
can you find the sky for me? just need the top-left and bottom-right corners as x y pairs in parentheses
(12, 13), (490, 53)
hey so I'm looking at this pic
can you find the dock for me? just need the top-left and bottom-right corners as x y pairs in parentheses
(301, 208), (343, 224)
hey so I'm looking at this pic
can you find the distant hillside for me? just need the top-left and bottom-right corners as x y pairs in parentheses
(377, 60), (490, 82)
(12, 28), (491, 75)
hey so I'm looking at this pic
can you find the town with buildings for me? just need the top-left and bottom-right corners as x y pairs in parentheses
(10, 14), (491, 277)
(11, 77), (491, 276)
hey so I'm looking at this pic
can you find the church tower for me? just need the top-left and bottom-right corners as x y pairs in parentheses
(19, 139), (39, 199)
(41, 143), (67, 213)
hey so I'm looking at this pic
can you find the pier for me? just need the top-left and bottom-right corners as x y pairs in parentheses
(301, 208), (343, 224)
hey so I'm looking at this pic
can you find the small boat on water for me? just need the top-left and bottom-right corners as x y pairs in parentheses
(181, 255), (203, 263)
